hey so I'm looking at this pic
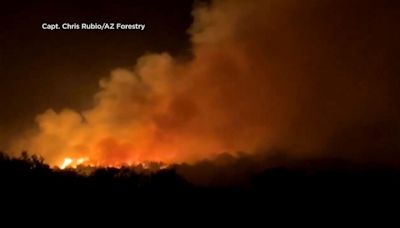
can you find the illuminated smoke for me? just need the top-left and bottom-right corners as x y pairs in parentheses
(10, 0), (400, 167)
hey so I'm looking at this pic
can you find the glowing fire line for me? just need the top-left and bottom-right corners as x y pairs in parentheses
(58, 157), (169, 170)
(59, 157), (89, 169)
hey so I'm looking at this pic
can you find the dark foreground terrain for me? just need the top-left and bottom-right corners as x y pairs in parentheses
(1, 152), (400, 209)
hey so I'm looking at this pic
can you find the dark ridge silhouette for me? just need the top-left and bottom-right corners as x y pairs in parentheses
(1, 151), (400, 205)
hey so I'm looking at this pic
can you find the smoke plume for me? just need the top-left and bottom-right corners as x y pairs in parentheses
(10, 0), (400, 167)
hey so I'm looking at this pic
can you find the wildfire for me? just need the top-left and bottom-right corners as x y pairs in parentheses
(58, 156), (169, 170)
(59, 157), (90, 169)
(60, 158), (73, 169)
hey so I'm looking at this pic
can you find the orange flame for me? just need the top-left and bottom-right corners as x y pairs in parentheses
(60, 158), (73, 169)
(59, 157), (90, 169)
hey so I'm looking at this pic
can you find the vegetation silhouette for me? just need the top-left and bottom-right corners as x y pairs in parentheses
(1, 151), (400, 204)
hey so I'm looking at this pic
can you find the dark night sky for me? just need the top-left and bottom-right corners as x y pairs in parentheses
(0, 0), (194, 141)
(1, 0), (400, 167)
